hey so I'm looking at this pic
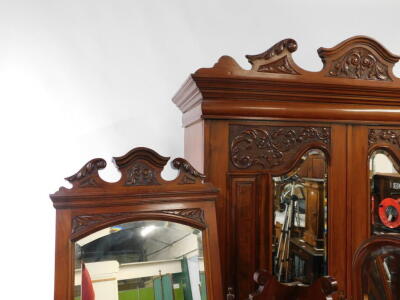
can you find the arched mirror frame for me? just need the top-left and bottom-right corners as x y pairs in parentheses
(368, 128), (400, 236)
(50, 147), (223, 300)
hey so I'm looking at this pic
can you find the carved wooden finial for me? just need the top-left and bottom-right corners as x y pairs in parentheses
(318, 36), (400, 81)
(172, 158), (206, 184)
(245, 38), (300, 75)
(64, 158), (107, 188)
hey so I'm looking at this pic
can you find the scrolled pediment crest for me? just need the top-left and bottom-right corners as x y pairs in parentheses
(318, 37), (400, 81)
(194, 36), (400, 84)
(51, 147), (209, 203)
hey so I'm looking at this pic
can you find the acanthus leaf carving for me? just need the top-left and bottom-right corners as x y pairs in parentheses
(230, 126), (330, 170)
(328, 47), (391, 81)
(72, 208), (205, 237)
(257, 56), (299, 75)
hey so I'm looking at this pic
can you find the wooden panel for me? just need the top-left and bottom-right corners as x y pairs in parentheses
(203, 120), (230, 290)
(328, 124), (348, 299)
(184, 120), (204, 173)
(347, 125), (370, 297)
(228, 176), (260, 299)
(54, 209), (73, 300)
(229, 124), (330, 173)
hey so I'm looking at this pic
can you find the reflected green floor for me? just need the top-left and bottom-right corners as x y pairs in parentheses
(74, 287), (184, 300)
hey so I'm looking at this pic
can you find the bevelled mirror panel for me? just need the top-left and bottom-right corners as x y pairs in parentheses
(370, 150), (400, 235)
(74, 220), (207, 300)
(272, 149), (328, 284)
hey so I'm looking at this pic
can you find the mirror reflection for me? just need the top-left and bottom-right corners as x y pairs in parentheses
(272, 149), (328, 284)
(370, 150), (400, 235)
(74, 220), (207, 300)
(361, 251), (400, 299)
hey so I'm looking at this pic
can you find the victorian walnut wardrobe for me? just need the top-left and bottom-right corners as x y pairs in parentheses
(173, 36), (400, 299)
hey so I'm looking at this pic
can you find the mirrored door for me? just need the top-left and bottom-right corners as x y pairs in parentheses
(272, 149), (328, 284)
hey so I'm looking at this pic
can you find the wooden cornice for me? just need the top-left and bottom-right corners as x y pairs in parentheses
(172, 36), (400, 126)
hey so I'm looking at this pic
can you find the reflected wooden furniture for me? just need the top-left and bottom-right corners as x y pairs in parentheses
(50, 147), (223, 300)
(352, 235), (400, 300)
(173, 36), (400, 298)
(247, 270), (337, 300)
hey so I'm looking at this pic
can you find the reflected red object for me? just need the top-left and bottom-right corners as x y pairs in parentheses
(379, 198), (400, 229)
(82, 263), (95, 300)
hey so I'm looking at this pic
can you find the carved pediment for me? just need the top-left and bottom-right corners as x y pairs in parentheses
(318, 36), (400, 81)
(193, 36), (400, 84)
(51, 147), (211, 207)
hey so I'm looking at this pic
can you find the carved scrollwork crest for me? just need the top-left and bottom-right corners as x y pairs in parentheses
(230, 126), (330, 170)
(72, 208), (206, 238)
(172, 157), (206, 184)
(328, 48), (390, 81)
(245, 38), (301, 75)
(318, 36), (400, 82)
(64, 158), (107, 188)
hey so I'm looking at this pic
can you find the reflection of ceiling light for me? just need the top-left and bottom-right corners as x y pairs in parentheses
(141, 225), (156, 237)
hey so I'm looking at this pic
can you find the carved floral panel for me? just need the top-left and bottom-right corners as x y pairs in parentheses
(72, 208), (206, 237)
(229, 125), (331, 171)
(369, 129), (400, 148)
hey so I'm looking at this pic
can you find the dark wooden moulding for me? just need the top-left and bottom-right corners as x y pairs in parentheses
(50, 147), (223, 300)
(173, 36), (400, 299)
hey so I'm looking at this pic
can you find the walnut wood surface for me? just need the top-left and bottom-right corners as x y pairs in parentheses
(50, 147), (223, 300)
(173, 36), (400, 299)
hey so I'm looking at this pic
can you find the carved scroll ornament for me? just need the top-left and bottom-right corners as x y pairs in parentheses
(245, 38), (300, 75)
(230, 126), (330, 170)
(328, 47), (390, 81)
(72, 208), (205, 238)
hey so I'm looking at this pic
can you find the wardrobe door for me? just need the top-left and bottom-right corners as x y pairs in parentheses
(226, 123), (348, 298)
(348, 125), (400, 297)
